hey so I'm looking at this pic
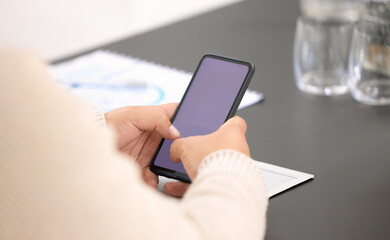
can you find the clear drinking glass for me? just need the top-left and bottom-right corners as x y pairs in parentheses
(294, 16), (354, 96)
(348, 16), (390, 105)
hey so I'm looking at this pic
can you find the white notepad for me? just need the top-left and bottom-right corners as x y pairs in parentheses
(51, 50), (314, 197)
(158, 160), (313, 197)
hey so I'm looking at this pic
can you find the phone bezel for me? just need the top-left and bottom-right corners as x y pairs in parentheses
(150, 54), (255, 183)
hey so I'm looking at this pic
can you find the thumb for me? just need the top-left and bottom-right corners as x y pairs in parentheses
(132, 107), (181, 140)
(153, 109), (181, 140)
(152, 103), (180, 140)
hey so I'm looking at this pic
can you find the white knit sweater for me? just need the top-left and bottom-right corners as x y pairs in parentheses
(0, 48), (268, 240)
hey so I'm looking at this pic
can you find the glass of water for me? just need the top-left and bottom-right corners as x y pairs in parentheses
(348, 15), (390, 105)
(293, 0), (365, 96)
(294, 15), (354, 96)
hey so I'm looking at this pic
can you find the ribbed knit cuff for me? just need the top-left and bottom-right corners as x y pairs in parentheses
(196, 149), (268, 199)
(182, 150), (268, 240)
(94, 109), (106, 127)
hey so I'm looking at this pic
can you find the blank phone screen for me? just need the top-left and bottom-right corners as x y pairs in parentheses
(153, 56), (250, 173)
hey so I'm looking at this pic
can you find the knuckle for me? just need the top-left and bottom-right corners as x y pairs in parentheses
(156, 108), (169, 122)
(153, 109), (169, 129)
(154, 108), (164, 119)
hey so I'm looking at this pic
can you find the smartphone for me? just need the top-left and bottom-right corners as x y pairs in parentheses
(150, 54), (255, 182)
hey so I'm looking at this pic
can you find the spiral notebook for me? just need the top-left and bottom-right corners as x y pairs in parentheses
(50, 50), (313, 197)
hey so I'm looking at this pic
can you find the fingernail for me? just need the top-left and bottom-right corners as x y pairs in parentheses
(169, 125), (180, 137)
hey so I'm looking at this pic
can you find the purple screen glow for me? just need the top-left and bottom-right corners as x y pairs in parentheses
(154, 56), (249, 173)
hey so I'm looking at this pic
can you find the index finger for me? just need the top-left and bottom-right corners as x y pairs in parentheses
(169, 138), (187, 163)
(220, 116), (247, 133)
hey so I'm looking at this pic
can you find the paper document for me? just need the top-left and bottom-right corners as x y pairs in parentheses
(159, 160), (314, 197)
(50, 50), (264, 111)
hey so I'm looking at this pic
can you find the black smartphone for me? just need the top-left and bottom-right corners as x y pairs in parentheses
(150, 54), (255, 182)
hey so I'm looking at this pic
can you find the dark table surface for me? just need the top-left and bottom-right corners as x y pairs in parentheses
(57, 0), (390, 239)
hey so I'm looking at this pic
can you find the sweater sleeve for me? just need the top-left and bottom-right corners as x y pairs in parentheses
(94, 109), (106, 126)
(0, 48), (268, 240)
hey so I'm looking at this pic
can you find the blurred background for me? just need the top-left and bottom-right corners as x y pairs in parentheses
(0, 0), (240, 60)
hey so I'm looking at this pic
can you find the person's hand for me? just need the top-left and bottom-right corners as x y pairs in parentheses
(104, 103), (189, 196)
(170, 116), (249, 181)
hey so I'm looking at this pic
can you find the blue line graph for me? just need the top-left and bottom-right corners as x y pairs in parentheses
(67, 82), (166, 110)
